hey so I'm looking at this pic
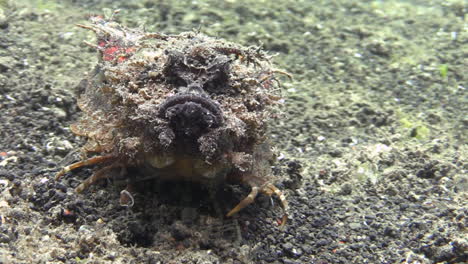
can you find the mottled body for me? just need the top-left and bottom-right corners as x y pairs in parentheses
(56, 16), (289, 225)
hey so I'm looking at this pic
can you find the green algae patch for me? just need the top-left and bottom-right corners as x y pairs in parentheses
(399, 113), (431, 140)
(439, 64), (449, 79)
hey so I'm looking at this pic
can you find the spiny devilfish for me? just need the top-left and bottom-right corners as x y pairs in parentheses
(56, 14), (291, 226)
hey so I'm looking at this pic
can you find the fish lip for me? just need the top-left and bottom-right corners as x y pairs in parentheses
(157, 93), (224, 127)
(157, 93), (224, 142)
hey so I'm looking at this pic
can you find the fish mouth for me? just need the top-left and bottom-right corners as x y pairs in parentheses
(158, 93), (224, 139)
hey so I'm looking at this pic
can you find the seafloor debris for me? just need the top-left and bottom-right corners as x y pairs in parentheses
(56, 14), (290, 225)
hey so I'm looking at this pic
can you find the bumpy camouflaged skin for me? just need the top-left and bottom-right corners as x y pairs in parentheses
(72, 17), (283, 187)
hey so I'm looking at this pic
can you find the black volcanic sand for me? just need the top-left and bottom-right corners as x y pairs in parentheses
(0, 0), (466, 263)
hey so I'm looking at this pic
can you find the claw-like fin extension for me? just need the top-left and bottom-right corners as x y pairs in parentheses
(76, 24), (99, 33)
(55, 155), (115, 181)
(272, 69), (293, 80)
(76, 24), (112, 37)
(82, 40), (101, 49)
(226, 186), (259, 217)
(263, 183), (289, 227)
(74, 164), (118, 193)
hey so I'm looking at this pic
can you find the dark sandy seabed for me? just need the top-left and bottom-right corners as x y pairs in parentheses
(0, 0), (466, 263)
